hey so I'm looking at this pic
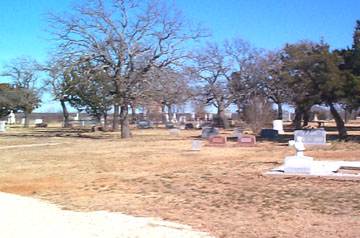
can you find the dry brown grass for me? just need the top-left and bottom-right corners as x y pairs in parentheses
(0, 121), (360, 238)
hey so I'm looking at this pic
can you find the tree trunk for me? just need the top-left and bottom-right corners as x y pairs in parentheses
(276, 102), (283, 120)
(112, 103), (119, 132)
(120, 104), (131, 138)
(167, 104), (172, 121)
(131, 104), (136, 122)
(60, 99), (70, 128)
(329, 102), (348, 140)
(103, 112), (108, 132)
(24, 109), (30, 128)
(302, 108), (310, 127)
(294, 106), (302, 130)
(218, 106), (230, 130)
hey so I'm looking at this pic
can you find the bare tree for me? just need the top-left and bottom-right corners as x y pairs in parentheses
(42, 56), (76, 128)
(225, 38), (263, 114)
(148, 67), (193, 120)
(259, 50), (291, 119)
(47, 0), (206, 138)
(192, 42), (234, 129)
(1, 57), (41, 127)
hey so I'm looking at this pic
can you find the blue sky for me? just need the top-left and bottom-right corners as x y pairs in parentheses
(0, 0), (359, 112)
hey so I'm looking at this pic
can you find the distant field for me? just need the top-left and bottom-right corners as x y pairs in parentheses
(0, 121), (359, 238)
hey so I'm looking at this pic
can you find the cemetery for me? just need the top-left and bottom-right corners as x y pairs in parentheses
(1, 2), (360, 236)
(0, 118), (360, 238)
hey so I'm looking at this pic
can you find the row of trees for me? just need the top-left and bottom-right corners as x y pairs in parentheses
(1, 0), (359, 140)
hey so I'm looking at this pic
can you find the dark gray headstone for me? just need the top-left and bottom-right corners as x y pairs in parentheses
(185, 123), (194, 129)
(165, 122), (174, 129)
(260, 129), (278, 139)
(231, 129), (243, 136)
(137, 119), (153, 129)
(294, 129), (328, 145)
(201, 127), (219, 138)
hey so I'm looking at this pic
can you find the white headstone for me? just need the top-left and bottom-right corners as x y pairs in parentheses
(170, 129), (180, 135)
(204, 114), (208, 121)
(171, 113), (177, 123)
(165, 114), (169, 122)
(284, 156), (313, 174)
(191, 140), (200, 151)
(0, 121), (6, 132)
(21, 118), (25, 125)
(273, 120), (285, 134)
(191, 113), (195, 121)
(35, 119), (43, 124)
(7, 111), (15, 124)
(285, 136), (313, 174)
(179, 116), (186, 123)
(209, 114), (213, 121)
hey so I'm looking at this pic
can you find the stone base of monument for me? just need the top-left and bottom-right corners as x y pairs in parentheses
(264, 160), (360, 180)
(284, 156), (313, 174)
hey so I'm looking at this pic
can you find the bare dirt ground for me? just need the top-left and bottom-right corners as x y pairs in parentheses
(0, 121), (360, 238)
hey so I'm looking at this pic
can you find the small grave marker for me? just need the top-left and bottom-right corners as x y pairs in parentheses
(165, 122), (174, 129)
(137, 119), (153, 129)
(35, 123), (48, 128)
(170, 129), (180, 135)
(35, 119), (43, 124)
(273, 120), (285, 134)
(260, 129), (278, 140)
(191, 140), (201, 151)
(201, 127), (219, 138)
(231, 129), (243, 136)
(0, 121), (5, 132)
(185, 123), (194, 129)
(235, 135), (256, 147)
(207, 135), (227, 147)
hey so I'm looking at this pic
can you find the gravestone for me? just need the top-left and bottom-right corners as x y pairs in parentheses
(35, 123), (48, 128)
(35, 119), (43, 124)
(235, 135), (256, 147)
(165, 122), (174, 129)
(282, 111), (292, 121)
(21, 118), (25, 125)
(201, 127), (219, 138)
(185, 123), (194, 129)
(294, 129), (328, 145)
(284, 156), (313, 174)
(170, 129), (180, 135)
(284, 136), (313, 174)
(231, 129), (243, 136)
(273, 120), (285, 134)
(0, 121), (5, 132)
(171, 113), (177, 123)
(137, 119), (153, 129)
(191, 113), (195, 121)
(209, 114), (213, 121)
(260, 129), (278, 139)
(191, 140), (201, 151)
(207, 135), (227, 147)
(7, 111), (15, 124)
